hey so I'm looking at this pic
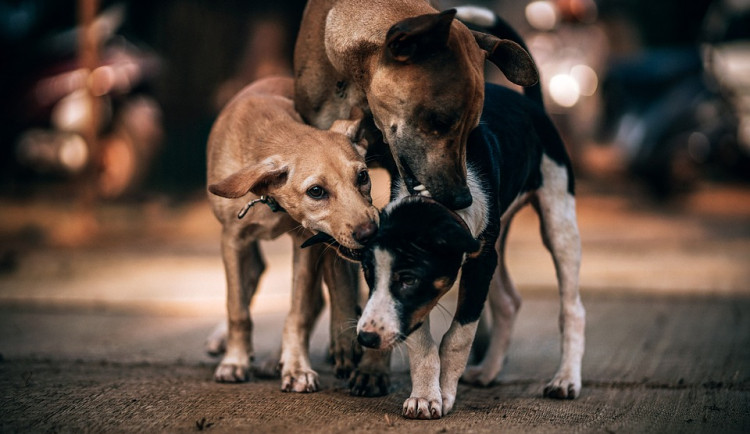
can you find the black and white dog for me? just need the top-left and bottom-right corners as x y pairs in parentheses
(354, 83), (585, 418)
(348, 9), (585, 419)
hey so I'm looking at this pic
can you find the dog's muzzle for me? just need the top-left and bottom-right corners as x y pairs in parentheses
(443, 187), (473, 210)
(357, 331), (381, 349)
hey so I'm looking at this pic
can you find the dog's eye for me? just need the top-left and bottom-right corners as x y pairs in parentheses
(357, 170), (370, 186)
(307, 186), (328, 199)
(398, 274), (419, 289)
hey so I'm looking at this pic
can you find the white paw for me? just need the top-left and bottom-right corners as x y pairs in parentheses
(461, 365), (496, 386)
(543, 374), (581, 399)
(402, 396), (442, 419)
(281, 369), (319, 393)
(214, 358), (251, 383)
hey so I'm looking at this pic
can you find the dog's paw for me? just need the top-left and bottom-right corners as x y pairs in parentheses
(441, 393), (457, 416)
(543, 374), (581, 399)
(402, 396), (442, 420)
(214, 360), (251, 383)
(329, 339), (362, 379)
(281, 369), (319, 393)
(461, 365), (496, 386)
(348, 369), (390, 397)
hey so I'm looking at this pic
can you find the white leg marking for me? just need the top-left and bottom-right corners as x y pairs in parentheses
(403, 317), (442, 419)
(438, 320), (480, 415)
(537, 155), (585, 399)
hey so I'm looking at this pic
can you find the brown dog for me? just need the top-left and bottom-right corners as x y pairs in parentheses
(206, 76), (379, 392)
(294, 0), (538, 210)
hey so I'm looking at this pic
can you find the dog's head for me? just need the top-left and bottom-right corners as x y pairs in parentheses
(353, 196), (480, 350)
(209, 119), (379, 249)
(366, 9), (537, 210)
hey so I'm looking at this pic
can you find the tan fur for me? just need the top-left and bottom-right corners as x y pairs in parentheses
(294, 0), (537, 206)
(206, 76), (377, 390)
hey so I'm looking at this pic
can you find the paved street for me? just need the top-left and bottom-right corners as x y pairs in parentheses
(1, 180), (749, 432)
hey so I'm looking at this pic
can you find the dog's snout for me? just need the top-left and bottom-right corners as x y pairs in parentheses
(357, 331), (381, 349)
(352, 220), (378, 244)
(446, 188), (473, 210)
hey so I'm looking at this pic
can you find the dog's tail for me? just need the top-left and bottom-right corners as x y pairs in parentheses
(455, 6), (544, 105)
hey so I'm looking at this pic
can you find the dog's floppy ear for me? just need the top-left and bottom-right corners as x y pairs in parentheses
(472, 31), (539, 87)
(208, 157), (288, 198)
(386, 9), (456, 63)
(330, 117), (368, 158)
(424, 215), (480, 254)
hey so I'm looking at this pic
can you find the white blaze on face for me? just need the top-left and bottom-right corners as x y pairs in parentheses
(357, 248), (401, 349)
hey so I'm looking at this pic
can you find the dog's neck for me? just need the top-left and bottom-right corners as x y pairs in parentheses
(455, 165), (489, 238)
(392, 164), (488, 239)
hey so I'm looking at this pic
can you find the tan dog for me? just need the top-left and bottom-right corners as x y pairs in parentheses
(206, 76), (379, 393)
(294, 0), (538, 210)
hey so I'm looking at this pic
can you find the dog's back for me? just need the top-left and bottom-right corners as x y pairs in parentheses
(206, 77), (309, 192)
(467, 83), (574, 216)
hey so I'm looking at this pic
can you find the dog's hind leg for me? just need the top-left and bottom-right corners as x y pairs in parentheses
(534, 155), (585, 399)
(279, 239), (326, 393)
(214, 234), (265, 383)
(462, 215), (522, 386)
(321, 251), (364, 380)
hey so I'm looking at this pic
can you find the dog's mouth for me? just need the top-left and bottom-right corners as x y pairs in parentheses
(399, 158), (431, 198)
(301, 232), (364, 262)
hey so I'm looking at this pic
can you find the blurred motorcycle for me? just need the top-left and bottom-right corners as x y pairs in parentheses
(598, 0), (750, 197)
(521, 0), (607, 164)
(10, 4), (162, 199)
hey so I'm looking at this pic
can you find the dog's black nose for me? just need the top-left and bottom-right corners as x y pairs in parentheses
(448, 188), (473, 210)
(353, 220), (377, 244)
(357, 331), (381, 349)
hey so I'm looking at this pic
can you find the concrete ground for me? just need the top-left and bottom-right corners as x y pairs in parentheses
(1, 179), (749, 432)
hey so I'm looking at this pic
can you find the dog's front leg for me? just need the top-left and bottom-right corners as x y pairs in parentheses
(215, 234), (265, 382)
(322, 251), (392, 397)
(349, 348), (392, 397)
(440, 248), (497, 414)
(403, 317), (442, 419)
(279, 240), (326, 392)
(321, 251), (362, 379)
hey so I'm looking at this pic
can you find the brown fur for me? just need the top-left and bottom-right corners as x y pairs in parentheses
(206, 76), (377, 390)
(293, 0), (537, 208)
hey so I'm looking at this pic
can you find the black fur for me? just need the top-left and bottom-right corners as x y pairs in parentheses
(364, 80), (573, 335)
(360, 198), (478, 333)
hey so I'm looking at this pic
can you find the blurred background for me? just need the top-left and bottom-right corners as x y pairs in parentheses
(1, 0), (749, 321)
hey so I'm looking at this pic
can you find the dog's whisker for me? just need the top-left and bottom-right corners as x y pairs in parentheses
(339, 324), (358, 334)
(435, 302), (452, 323)
(395, 342), (407, 364)
(284, 224), (305, 236)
